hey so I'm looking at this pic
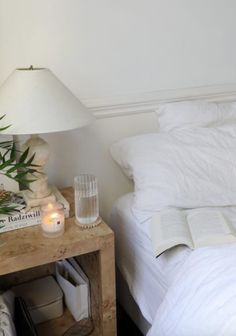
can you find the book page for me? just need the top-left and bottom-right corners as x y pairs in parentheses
(187, 210), (236, 248)
(150, 209), (193, 256)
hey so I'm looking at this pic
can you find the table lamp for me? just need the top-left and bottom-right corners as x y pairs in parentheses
(0, 66), (94, 208)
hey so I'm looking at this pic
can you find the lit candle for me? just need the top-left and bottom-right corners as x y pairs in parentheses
(41, 202), (65, 238)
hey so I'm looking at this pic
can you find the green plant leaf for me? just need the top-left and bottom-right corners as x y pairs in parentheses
(0, 115), (40, 214)
(19, 147), (29, 163)
(0, 140), (13, 150)
(0, 205), (19, 215)
(10, 142), (16, 161)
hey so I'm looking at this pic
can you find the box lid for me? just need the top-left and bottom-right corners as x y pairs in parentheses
(12, 275), (63, 309)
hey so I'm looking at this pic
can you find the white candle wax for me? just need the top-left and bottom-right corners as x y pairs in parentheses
(41, 202), (65, 237)
(42, 212), (64, 232)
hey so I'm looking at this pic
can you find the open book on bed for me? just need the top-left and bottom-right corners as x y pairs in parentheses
(150, 208), (236, 257)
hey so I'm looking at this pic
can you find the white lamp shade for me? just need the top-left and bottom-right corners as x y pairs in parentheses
(0, 67), (94, 135)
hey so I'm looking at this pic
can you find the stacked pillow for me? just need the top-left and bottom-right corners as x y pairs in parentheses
(158, 101), (236, 131)
(110, 101), (236, 221)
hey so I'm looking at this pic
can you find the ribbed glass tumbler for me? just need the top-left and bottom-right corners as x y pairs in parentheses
(74, 174), (100, 228)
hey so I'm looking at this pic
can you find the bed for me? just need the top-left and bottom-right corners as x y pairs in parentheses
(110, 193), (190, 334)
(109, 100), (236, 335)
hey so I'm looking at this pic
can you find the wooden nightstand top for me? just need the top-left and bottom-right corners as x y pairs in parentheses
(0, 187), (114, 276)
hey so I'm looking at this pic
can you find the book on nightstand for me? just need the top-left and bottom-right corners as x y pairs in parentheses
(0, 186), (70, 233)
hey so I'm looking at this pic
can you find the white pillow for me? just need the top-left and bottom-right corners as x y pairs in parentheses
(157, 101), (236, 132)
(110, 126), (236, 217)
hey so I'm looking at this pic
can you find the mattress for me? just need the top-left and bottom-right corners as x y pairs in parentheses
(109, 193), (191, 324)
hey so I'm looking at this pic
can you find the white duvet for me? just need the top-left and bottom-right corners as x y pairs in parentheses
(148, 243), (236, 336)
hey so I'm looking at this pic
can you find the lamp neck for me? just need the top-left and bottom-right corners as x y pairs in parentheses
(30, 134), (39, 139)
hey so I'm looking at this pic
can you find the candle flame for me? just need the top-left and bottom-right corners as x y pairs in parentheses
(47, 203), (55, 210)
(51, 212), (59, 219)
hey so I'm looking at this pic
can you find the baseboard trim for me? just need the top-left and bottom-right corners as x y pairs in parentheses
(82, 83), (236, 118)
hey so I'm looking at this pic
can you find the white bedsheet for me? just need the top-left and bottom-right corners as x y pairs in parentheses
(110, 193), (190, 324)
(111, 194), (236, 335)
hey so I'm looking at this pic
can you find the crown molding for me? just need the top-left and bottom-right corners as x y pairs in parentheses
(81, 83), (236, 119)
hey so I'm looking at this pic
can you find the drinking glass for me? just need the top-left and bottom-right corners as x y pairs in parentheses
(74, 175), (99, 227)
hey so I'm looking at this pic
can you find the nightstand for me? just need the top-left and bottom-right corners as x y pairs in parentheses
(0, 187), (116, 336)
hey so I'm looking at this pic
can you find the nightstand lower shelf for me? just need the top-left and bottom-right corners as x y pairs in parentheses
(36, 308), (94, 336)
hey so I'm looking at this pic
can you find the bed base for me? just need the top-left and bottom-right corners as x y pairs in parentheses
(116, 268), (151, 335)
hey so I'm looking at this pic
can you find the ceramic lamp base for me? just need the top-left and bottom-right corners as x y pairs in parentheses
(22, 188), (56, 208)
(21, 134), (54, 209)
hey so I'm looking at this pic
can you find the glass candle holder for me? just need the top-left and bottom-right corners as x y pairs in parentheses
(74, 174), (99, 228)
(41, 202), (65, 238)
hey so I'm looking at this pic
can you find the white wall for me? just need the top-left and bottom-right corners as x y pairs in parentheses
(42, 112), (157, 220)
(0, 0), (236, 220)
(1, 0), (236, 98)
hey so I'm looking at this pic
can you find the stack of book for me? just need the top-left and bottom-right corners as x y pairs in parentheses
(0, 186), (70, 233)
